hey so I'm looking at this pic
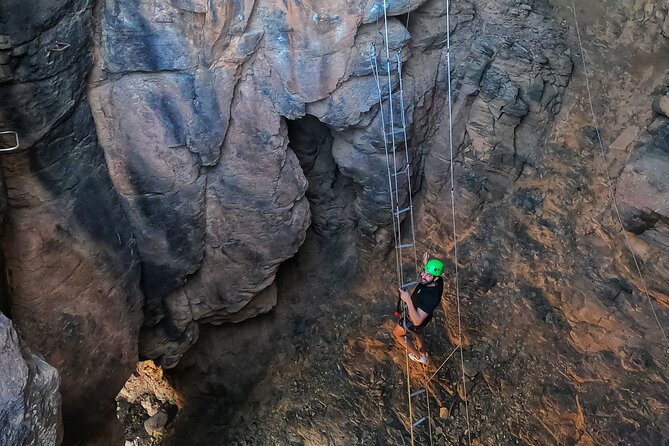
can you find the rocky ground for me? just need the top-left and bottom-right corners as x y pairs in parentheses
(153, 205), (668, 446)
(116, 361), (182, 445)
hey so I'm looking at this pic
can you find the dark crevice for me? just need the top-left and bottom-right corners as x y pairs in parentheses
(0, 249), (10, 318)
(286, 114), (356, 238)
(396, 12), (410, 29)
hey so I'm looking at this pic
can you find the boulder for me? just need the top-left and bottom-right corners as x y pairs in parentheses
(654, 94), (669, 118)
(0, 313), (62, 446)
(181, 74), (311, 324)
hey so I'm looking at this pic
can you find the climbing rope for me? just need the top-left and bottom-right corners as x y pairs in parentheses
(396, 52), (437, 446)
(570, 0), (669, 351)
(374, 0), (432, 441)
(428, 344), (461, 382)
(370, 43), (418, 445)
(371, 44), (403, 301)
(373, 1), (476, 443)
(380, 0), (420, 441)
(396, 53), (420, 281)
(444, 0), (473, 443)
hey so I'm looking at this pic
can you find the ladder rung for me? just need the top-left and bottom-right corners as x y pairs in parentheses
(401, 280), (417, 289)
(396, 243), (414, 249)
(392, 165), (409, 176)
(412, 417), (427, 428)
(410, 389), (425, 397)
(394, 206), (412, 216)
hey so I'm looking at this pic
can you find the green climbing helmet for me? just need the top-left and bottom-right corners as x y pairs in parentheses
(423, 258), (444, 276)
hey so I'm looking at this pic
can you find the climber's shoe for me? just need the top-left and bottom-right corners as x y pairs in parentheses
(408, 352), (429, 364)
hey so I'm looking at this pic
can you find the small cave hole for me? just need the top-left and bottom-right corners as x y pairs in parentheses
(116, 360), (182, 444)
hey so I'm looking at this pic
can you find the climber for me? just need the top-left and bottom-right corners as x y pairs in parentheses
(391, 253), (445, 364)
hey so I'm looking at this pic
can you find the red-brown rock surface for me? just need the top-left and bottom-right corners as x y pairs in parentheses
(0, 0), (668, 445)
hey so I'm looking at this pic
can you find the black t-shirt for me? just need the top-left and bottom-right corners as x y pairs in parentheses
(411, 277), (444, 327)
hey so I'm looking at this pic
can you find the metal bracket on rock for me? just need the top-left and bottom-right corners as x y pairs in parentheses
(48, 41), (71, 52)
(0, 131), (21, 153)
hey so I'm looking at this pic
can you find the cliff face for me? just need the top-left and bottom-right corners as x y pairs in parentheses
(0, 0), (143, 443)
(0, 0), (668, 444)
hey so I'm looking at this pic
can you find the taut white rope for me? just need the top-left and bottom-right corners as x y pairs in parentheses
(445, 0), (473, 444)
(571, 0), (669, 350)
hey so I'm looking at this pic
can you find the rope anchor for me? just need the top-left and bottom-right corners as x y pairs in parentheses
(0, 131), (20, 153)
(48, 41), (71, 52)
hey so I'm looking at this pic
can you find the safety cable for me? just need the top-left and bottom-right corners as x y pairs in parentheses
(371, 41), (416, 445)
(444, 0), (473, 444)
(427, 345), (461, 383)
(381, 0), (418, 442)
(396, 53), (420, 282)
(374, 1), (473, 443)
(570, 0), (669, 351)
(397, 52), (434, 446)
(372, 45), (403, 298)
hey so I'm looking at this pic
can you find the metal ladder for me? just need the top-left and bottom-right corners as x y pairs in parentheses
(391, 52), (432, 446)
(372, 42), (432, 444)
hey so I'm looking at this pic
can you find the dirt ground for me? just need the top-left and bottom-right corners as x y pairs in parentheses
(114, 213), (666, 445)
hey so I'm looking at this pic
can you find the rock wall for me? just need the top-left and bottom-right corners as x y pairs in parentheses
(409, 0), (669, 443)
(0, 0), (143, 443)
(87, 0), (434, 367)
(160, 0), (669, 444)
(616, 99), (669, 308)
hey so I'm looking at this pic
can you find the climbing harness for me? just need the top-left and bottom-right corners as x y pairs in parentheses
(0, 131), (20, 153)
(570, 0), (669, 351)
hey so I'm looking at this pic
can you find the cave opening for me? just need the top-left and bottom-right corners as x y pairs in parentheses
(396, 12), (410, 28)
(285, 114), (356, 239)
(116, 360), (182, 444)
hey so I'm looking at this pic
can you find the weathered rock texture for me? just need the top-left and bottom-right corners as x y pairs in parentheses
(616, 106), (669, 307)
(89, 0), (320, 367)
(87, 0), (432, 367)
(1, 0), (668, 444)
(0, 312), (62, 446)
(154, 0), (669, 445)
(0, 0), (143, 444)
(84, 0), (455, 377)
